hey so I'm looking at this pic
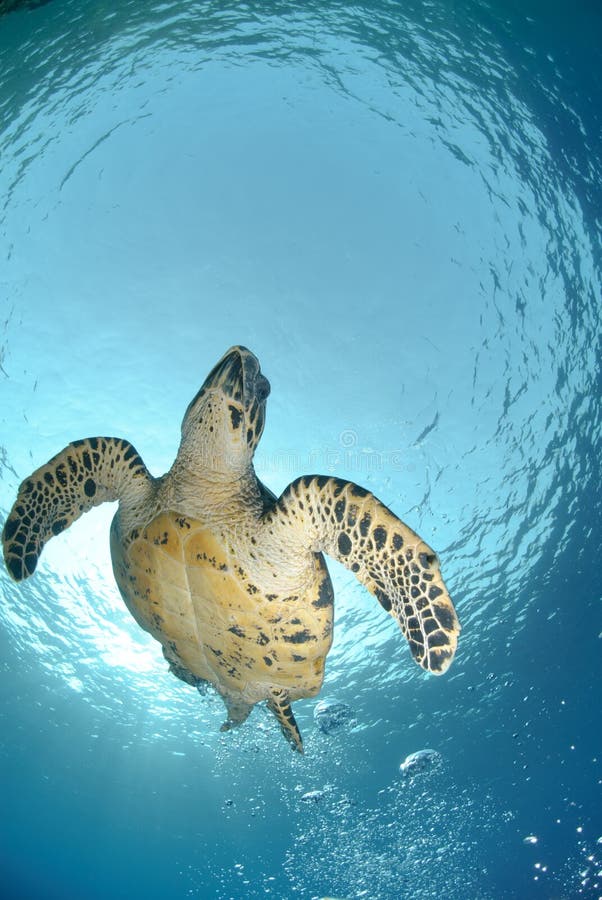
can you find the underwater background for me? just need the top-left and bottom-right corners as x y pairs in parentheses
(0, 0), (600, 898)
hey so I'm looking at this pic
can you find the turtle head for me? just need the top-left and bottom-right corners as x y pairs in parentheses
(179, 346), (270, 476)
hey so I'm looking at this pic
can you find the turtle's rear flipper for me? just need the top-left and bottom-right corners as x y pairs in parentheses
(267, 688), (304, 753)
(2, 437), (152, 581)
(220, 696), (253, 732)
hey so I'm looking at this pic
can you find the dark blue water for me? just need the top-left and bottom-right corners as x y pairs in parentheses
(1, 1), (600, 898)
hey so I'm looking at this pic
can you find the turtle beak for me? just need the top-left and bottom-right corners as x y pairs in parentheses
(181, 346), (270, 449)
(199, 346), (270, 408)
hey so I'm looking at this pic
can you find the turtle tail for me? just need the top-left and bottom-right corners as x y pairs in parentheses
(2, 437), (150, 581)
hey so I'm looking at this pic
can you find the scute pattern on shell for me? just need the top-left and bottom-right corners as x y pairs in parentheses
(109, 508), (334, 713)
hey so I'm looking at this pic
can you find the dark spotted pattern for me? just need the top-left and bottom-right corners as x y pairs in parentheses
(373, 525), (387, 550)
(313, 572), (334, 609)
(228, 405), (243, 429)
(228, 624), (245, 638)
(84, 478), (96, 497)
(283, 629), (313, 644)
(181, 346), (269, 460)
(337, 532), (352, 556)
(267, 475), (460, 675)
(359, 513), (371, 537)
(267, 688), (303, 753)
(334, 499), (346, 523)
(2, 346), (458, 754)
(2, 438), (150, 582)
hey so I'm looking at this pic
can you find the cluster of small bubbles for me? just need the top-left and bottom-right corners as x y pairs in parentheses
(548, 821), (602, 898)
(229, 863), (249, 889)
(284, 759), (494, 899)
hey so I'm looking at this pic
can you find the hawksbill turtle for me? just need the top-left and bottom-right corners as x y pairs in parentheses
(2, 346), (460, 752)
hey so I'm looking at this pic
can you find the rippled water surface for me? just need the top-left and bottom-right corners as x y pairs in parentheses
(1, 1), (600, 898)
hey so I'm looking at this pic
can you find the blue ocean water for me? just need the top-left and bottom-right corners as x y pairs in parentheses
(0, 0), (600, 897)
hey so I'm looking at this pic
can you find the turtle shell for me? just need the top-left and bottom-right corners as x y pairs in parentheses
(110, 510), (334, 704)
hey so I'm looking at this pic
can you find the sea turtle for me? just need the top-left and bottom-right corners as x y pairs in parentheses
(2, 346), (460, 752)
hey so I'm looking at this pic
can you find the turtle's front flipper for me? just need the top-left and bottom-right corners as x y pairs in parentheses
(263, 477), (460, 675)
(2, 437), (152, 581)
(267, 688), (304, 753)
